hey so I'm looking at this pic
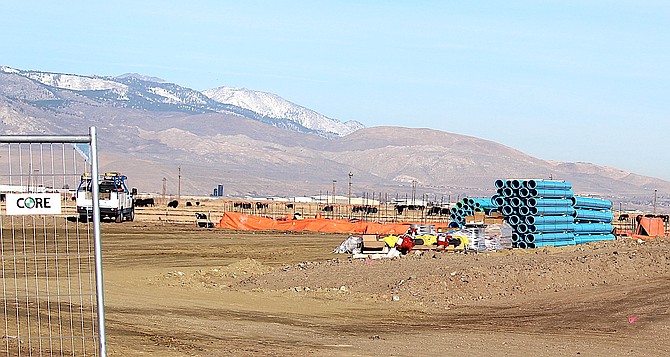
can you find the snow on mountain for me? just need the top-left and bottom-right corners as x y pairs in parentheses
(0, 67), (128, 92)
(115, 73), (166, 83)
(0, 66), (20, 74)
(148, 87), (183, 104)
(0, 66), (364, 137)
(203, 87), (364, 137)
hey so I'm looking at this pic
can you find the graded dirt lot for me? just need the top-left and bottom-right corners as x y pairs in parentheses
(96, 220), (670, 356)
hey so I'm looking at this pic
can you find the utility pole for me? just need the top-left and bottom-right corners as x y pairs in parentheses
(653, 189), (658, 214)
(411, 180), (417, 205)
(178, 166), (181, 199)
(162, 177), (167, 200)
(332, 180), (337, 204)
(348, 171), (353, 205)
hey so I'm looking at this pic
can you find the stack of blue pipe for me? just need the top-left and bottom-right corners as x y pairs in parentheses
(449, 197), (498, 227)
(572, 196), (615, 244)
(495, 179), (576, 248)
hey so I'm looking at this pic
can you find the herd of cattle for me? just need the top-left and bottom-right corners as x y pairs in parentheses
(0, 193), (668, 223)
(133, 200), (670, 223)
(134, 198), (201, 209)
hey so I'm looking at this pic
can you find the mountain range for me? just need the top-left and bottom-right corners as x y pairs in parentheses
(0, 66), (666, 210)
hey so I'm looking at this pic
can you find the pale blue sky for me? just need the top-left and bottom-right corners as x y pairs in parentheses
(2, 1), (669, 180)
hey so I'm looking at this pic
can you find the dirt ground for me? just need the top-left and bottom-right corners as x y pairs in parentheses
(88, 219), (670, 357)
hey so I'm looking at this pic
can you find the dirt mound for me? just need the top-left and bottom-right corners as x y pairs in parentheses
(156, 258), (274, 288)
(240, 237), (670, 307)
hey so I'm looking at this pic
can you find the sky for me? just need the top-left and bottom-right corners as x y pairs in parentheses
(2, 1), (669, 180)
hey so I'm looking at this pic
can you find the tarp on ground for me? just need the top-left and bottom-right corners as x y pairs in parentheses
(216, 212), (411, 235)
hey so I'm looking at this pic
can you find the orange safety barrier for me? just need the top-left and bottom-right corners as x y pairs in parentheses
(216, 211), (411, 235)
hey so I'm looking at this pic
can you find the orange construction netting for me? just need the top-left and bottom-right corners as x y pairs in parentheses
(216, 211), (412, 235)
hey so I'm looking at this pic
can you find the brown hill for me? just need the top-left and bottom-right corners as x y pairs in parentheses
(0, 69), (667, 211)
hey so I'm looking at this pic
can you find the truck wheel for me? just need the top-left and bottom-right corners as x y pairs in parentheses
(115, 213), (123, 223)
(128, 209), (135, 222)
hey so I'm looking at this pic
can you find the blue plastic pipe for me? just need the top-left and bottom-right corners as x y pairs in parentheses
(572, 196), (613, 210)
(572, 223), (614, 233)
(516, 223), (530, 234)
(518, 206), (530, 216)
(529, 206), (576, 216)
(534, 240), (576, 247)
(529, 223), (574, 233)
(573, 209), (614, 223)
(574, 233), (615, 244)
(525, 180), (572, 191)
(503, 187), (515, 197)
(525, 215), (575, 225)
(508, 215), (522, 226)
(524, 234), (535, 243)
(509, 179), (524, 190)
(526, 198), (573, 208)
(527, 232), (575, 242)
(530, 188), (575, 198)
(502, 205), (516, 216)
(495, 179), (507, 189)
(518, 187), (531, 198)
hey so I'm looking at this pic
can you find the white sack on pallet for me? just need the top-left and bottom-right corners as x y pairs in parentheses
(485, 223), (514, 250)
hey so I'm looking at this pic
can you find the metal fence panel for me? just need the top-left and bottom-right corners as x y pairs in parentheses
(0, 128), (105, 356)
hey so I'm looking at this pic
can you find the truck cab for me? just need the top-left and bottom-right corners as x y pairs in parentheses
(76, 172), (135, 222)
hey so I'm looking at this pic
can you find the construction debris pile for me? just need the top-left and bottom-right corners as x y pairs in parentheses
(335, 223), (514, 258)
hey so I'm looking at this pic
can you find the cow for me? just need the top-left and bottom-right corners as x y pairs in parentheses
(167, 200), (179, 208)
(286, 203), (294, 209)
(134, 198), (155, 207)
(352, 205), (378, 214)
(322, 205), (334, 212)
(0, 193), (6, 202)
(618, 213), (629, 221)
(186, 201), (193, 207)
(427, 206), (441, 216)
(256, 202), (268, 210)
(427, 207), (451, 216)
(234, 202), (252, 209)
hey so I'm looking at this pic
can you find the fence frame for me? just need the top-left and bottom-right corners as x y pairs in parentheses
(0, 126), (106, 356)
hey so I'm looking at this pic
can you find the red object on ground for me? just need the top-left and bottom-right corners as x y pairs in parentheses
(634, 217), (665, 239)
(396, 234), (415, 254)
